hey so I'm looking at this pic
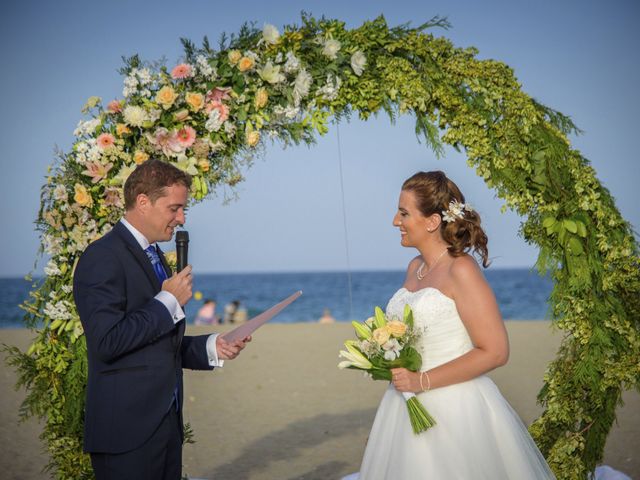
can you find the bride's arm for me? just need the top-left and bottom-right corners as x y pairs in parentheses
(392, 255), (509, 392)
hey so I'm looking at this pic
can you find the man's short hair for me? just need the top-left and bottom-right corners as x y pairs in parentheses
(124, 159), (192, 210)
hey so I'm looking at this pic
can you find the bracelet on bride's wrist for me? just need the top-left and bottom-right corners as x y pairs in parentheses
(419, 372), (431, 392)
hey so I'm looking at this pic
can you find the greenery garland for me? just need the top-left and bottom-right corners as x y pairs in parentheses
(4, 14), (639, 479)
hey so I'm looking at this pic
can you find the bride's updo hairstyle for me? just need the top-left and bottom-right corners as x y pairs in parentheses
(402, 171), (490, 267)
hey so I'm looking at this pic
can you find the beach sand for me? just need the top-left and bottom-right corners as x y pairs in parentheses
(1, 322), (638, 480)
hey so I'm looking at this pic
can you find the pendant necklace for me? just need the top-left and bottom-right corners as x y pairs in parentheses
(416, 248), (449, 281)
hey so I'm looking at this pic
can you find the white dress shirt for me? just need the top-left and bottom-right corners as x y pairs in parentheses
(120, 218), (222, 367)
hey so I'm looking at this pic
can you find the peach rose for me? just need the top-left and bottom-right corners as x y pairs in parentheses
(246, 130), (260, 147)
(228, 50), (242, 65)
(372, 327), (391, 346)
(238, 56), (255, 72)
(116, 123), (131, 136)
(386, 321), (407, 338)
(133, 150), (149, 165)
(185, 92), (205, 111)
(96, 133), (115, 149)
(254, 88), (268, 109)
(74, 183), (93, 208)
(198, 159), (210, 172)
(155, 85), (178, 109)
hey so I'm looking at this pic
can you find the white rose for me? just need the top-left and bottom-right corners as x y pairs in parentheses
(322, 39), (341, 59)
(123, 105), (147, 127)
(258, 61), (285, 84)
(351, 50), (367, 76)
(262, 24), (280, 45)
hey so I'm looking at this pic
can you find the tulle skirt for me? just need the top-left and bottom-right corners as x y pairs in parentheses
(358, 376), (555, 479)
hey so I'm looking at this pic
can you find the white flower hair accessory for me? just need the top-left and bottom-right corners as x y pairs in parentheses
(442, 199), (473, 223)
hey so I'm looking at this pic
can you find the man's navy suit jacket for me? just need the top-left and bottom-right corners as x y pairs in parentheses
(73, 221), (213, 454)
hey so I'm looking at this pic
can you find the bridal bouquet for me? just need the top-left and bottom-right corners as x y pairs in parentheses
(338, 305), (436, 434)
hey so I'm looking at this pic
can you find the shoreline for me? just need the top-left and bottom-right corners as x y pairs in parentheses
(1, 322), (638, 479)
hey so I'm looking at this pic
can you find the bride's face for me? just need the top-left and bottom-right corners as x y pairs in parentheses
(393, 190), (431, 247)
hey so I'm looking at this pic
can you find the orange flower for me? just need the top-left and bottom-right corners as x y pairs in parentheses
(198, 159), (210, 172)
(74, 183), (93, 208)
(133, 150), (149, 165)
(185, 92), (205, 111)
(116, 123), (130, 136)
(155, 85), (178, 109)
(238, 56), (255, 72)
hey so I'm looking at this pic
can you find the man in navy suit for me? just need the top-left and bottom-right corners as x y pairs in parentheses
(74, 159), (249, 479)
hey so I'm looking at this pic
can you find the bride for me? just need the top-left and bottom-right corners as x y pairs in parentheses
(357, 171), (555, 479)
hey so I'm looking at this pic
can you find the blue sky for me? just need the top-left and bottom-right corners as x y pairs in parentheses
(0, 0), (638, 277)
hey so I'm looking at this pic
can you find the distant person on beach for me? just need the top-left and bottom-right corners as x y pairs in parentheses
(318, 308), (336, 324)
(355, 171), (554, 479)
(223, 299), (242, 324)
(195, 299), (219, 325)
(73, 159), (250, 480)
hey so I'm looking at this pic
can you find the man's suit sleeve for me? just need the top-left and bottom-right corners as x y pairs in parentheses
(181, 334), (215, 370)
(74, 243), (176, 364)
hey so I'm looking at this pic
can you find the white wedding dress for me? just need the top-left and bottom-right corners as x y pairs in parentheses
(357, 287), (555, 480)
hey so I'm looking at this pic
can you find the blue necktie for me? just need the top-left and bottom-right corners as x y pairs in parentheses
(144, 245), (168, 283)
(145, 244), (179, 411)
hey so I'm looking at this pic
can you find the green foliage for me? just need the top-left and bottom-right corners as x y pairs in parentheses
(5, 13), (639, 479)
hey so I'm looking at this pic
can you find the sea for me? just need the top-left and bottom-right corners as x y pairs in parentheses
(0, 269), (553, 328)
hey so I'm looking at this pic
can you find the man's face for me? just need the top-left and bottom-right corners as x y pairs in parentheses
(139, 183), (189, 243)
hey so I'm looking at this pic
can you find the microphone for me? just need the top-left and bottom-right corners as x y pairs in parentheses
(176, 230), (189, 272)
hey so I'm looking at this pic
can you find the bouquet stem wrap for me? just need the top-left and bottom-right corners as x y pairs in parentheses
(401, 391), (436, 434)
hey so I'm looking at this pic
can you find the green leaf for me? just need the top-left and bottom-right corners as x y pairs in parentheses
(563, 219), (578, 233)
(568, 237), (584, 255)
(542, 216), (557, 228)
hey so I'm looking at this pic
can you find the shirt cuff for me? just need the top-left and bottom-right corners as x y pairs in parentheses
(206, 334), (225, 367)
(155, 291), (185, 324)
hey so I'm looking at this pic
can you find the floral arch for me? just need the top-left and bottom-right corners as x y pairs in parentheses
(6, 15), (639, 479)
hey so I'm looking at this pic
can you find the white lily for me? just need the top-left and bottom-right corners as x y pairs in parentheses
(338, 342), (373, 369)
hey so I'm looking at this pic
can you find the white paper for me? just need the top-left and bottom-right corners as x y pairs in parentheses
(222, 290), (302, 343)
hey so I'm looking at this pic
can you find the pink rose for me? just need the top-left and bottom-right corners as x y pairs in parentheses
(171, 63), (193, 79)
(107, 100), (122, 114)
(96, 133), (115, 150)
(176, 126), (196, 148)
